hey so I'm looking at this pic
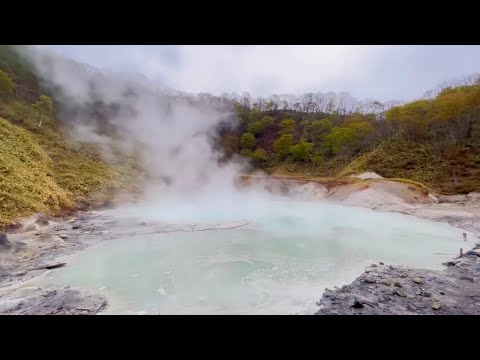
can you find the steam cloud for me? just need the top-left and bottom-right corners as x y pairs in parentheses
(17, 45), (252, 204)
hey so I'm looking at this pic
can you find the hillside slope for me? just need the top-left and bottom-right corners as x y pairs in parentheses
(0, 117), (71, 226)
(0, 108), (137, 228)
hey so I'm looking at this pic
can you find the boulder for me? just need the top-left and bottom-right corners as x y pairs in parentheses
(34, 218), (49, 227)
(431, 301), (441, 310)
(412, 277), (424, 285)
(0, 233), (12, 250)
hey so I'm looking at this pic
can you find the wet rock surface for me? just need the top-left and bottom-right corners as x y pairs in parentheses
(316, 244), (480, 315)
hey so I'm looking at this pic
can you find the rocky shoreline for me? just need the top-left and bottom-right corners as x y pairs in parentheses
(316, 245), (480, 315)
(0, 212), (110, 315)
(316, 196), (480, 315)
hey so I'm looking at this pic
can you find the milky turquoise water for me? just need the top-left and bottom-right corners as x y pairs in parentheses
(37, 199), (472, 314)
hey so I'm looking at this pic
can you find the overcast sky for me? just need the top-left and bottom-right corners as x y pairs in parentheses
(38, 45), (480, 102)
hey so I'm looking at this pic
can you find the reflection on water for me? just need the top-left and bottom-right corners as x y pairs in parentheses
(36, 199), (471, 314)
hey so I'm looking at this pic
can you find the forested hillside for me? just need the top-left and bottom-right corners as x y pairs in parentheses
(218, 79), (480, 194)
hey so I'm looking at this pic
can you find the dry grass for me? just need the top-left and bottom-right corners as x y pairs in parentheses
(0, 98), (140, 229)
(0, 117), (71, 227)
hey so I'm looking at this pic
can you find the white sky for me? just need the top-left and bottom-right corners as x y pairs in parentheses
(38, 45), (480, 102)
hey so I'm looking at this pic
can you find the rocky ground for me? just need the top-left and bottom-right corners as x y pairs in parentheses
(0, 212), (110, 315)
(316, 190), (480, 315)
(316, 246), (480, 315)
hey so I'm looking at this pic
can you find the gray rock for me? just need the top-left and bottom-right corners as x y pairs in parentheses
(35, 218), (49, 227)
(382, 279), (392, 286)
(12, 271), (27, 277)
(460, 276), (474, 282)
(352, 299), (364, 308)
(379, 262), (384, 265)
(431, 301), (441, 310)
(394, 281), (403, 288)
(399, 273), (408, 278)
(364, 276), (376, 283)
(412, 277), (424, 284)
(395, 289), (407, 297)
(444, 260), (458, 266)
(25, 224), (38, 232)
(72, 225), (81, 230)
(0, 233), (12, 250)
(466, 249), (480, 257)
(385, 289), (394, 295)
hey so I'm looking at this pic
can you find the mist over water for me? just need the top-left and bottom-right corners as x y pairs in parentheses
(38, 199), (469, 314)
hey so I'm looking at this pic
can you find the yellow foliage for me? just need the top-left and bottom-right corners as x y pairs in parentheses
(0, 117), (71, 226)
(0, 98), (141, 228)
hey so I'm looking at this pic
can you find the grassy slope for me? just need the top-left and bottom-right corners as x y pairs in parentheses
(0, 117), (71, 226)
(338, 140), (480, 194)
(0, 99), (139, 228)
(266, 138), (480, 195)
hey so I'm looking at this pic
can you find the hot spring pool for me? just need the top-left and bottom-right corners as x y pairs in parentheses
(35, 199), (472, 314)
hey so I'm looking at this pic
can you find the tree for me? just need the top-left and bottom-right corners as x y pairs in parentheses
(301, 93), (316, 113)
(273, 134), (294, 159)
(432, 84), (480, 144)
(247, 108), (263, 123)
(247, 121), (263, 135)
(290, 140), (313, 161)
(222, 135), (239, 155)
(33, 95), (54, 127)
(240, 132), (256, 150)
(240, 149), (252, 157)
(311, 155), (324, 168)
(303, 118), (332, 143)
(324, 121), (374, 156)
(385, 99), (433, 140)
(251, 148), (268, 164)
(279, 119), (296, 135)
(0, 69), (15, 96)
(247, 116), (274, 135)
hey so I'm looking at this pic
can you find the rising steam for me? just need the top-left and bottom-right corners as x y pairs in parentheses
(16, 45), (252, 203)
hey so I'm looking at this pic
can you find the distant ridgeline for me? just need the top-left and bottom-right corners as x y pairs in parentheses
(0, 45), (479, 227)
